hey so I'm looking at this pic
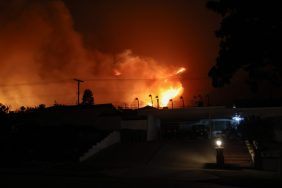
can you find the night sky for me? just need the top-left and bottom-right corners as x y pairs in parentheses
(1, 0), (256, 108)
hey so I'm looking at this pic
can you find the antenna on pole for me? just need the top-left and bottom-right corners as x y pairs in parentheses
(74, 78), (84, 105)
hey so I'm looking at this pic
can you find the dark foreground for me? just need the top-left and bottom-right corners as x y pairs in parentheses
(0, 167), (281, 188)
(0, 138), (281, 187)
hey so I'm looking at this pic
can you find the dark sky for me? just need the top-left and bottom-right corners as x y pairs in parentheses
(63, 0), (222, 102)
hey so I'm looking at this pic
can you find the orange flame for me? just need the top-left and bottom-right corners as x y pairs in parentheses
(109, 50), (187, 109)
(176, 67), (186, 75)
(159, 85), (183, 107)
(114, 69), (122, 76)
(144, 83), (184, 107)
(137, 67), (185, 108)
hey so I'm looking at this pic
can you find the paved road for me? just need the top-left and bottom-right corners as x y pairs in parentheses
(87, 137), (216, 179)
(89, 137), (251, 178)
(147, 138), (215, 169)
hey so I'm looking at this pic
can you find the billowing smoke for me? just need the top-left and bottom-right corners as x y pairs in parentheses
(0, 0), (184, 109)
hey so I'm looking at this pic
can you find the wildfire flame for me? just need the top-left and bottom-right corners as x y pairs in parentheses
(131, 66), (186, 108)
(0, 1), (187, 110)
(176, 67), (186, 75)
(144, 81), (184, 107)
(159, 85), (183, 107)
(114, 69), (122, 76)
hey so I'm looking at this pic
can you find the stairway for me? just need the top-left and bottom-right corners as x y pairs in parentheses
(79, 131), (120, 162)
(223, 139), (252, 168)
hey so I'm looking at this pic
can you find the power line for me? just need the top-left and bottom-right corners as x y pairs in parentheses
(0, 77), (214, 88)
(84, 77), (210, 81)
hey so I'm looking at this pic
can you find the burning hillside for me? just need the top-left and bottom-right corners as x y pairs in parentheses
(0, 1), (186, 109)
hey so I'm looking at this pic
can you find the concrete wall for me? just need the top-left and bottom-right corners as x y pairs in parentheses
(35, 110), (122, 130)
(147, 115), (160, 141)
(139, 107), (282, 121)
(274, 130), (282, 142)
(93, 116), (122, 130)
(80, 131), (120, 162)
(121, 120), (147, 130)
(261, 158), (281, 172)
(121, 116), (160, 141)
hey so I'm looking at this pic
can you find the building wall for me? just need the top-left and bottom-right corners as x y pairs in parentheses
(274, 130), (282, 142)
(93, 116), (121, 130)
(33, 109), (122, 130)
(139, 107), (282, 121)
(121, 116), (160, 142)
(121, 120), (147, 130)
(147, 115), (160, 141)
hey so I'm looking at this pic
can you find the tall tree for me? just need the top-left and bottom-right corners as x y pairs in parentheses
(207, 0), (282, 91)
(82, 89), (94, 105)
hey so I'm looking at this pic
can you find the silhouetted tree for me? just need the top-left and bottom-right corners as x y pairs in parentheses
(20, 106), (26, 112)
(38, 104), (46, 109)
(82, 89), (94, 105)
(0, 104), (9, 129)
(207, 0), (282, 91)
(0, 103), (9, 115)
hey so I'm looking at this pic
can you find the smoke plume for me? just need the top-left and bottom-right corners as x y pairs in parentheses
(0, 0), (184, 109)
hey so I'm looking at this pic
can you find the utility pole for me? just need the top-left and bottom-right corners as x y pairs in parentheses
(74, 78), (84, 105)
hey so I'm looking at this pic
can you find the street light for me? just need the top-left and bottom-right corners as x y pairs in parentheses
(232, 114), (244, 125)
(156, 96), (159, 109)
(149, 94), (153, 107)
(180, 96), (184, 108)
(214, 138), (224, 167)
(169, 99), (173, 109)
(135, 97), (139, 109)
(215, 139), (223, 148)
